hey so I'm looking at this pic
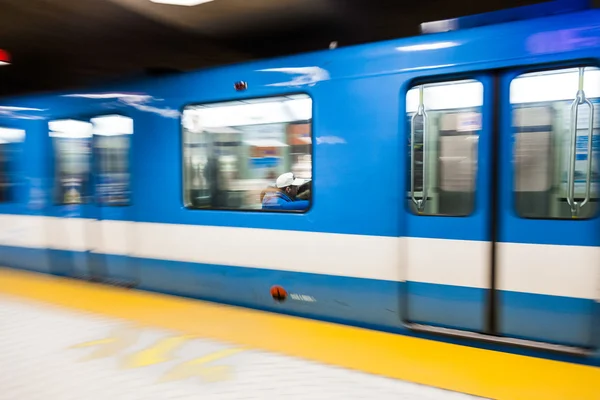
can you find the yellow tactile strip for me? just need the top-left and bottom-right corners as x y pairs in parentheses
(0, 267), (597, 400)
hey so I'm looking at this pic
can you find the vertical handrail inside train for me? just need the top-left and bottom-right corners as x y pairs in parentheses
(411, 85), (428, 211)
(567, 67), (595, 217)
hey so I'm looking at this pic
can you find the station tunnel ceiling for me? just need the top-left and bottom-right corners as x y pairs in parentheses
(0, 0), (568, 96)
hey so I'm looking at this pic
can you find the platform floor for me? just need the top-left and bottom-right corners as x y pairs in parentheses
(0, 268), (598, 400)
(0, 296), (481, 400)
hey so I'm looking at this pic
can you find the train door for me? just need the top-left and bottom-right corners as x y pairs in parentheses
(47, 118), (97, 278)
(47, 115), (135, 284)
(90, 115), (135, 284)
(403, 77), (493, 335)
(403, 67), (600, 352)
(0, 127), (34, 270)
(496, 66), (600, 349)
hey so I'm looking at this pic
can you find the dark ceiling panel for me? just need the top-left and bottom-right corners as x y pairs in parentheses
(0, 0), (573, 97)
(108, 0), (340, 35)
(0, 0), (248, 96)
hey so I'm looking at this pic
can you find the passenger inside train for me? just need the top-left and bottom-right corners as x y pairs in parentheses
(296, 180), (311, 201)
(261, 172), (310, 210)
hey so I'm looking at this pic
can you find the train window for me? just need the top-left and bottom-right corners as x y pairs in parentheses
(50, 115), (133, 206)
(0, 127), (25, 203)
(50, 119), (93, 205)
(406, 79), (483, 216)
(182, 94), (312, 211)
(91, 115), (133, 206)
(511, 66), (600, 219)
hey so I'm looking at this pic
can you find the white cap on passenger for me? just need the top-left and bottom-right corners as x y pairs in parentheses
(276, 172), (305, 188)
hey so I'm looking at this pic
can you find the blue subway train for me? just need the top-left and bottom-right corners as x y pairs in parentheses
(1, 1), (600, 366)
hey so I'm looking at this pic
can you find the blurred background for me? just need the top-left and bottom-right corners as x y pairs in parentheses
(0, 0), (581, 97)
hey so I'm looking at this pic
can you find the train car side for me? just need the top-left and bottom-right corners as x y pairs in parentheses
(0, 8), (599, 365)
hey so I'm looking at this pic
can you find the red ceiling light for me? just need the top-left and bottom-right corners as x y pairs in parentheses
(0, 49), (11, 66)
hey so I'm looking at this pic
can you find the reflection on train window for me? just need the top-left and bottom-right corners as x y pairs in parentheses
(50, 115), (133, 206)
(182, 94), (312, 211)
(511, 67), (600, 219)
(0, 127), (25, 203)
(92, 115), (133, 206)
(50, 119), (93, 205)
(406, 79), (483, 216)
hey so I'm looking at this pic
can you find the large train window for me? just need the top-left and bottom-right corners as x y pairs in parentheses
(0, 127), (25, 203)
(511, 66), (600, 219)
(182, 94), (312, 211)
(406, 79), (483, 216)
(50, 115), (133, 205)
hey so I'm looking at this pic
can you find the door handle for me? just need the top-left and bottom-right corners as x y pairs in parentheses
(567, 67), (595, 217)
(411, 85), (429, 212)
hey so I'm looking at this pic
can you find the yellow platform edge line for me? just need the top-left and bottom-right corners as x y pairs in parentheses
(0, 267), (597, 400)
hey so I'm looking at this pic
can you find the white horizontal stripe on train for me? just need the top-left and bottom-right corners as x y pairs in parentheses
(496, 242), (600, 301)
(404, 237), (491, 289)
(0, 214), (598, 300)
(130, 221), (401, 282)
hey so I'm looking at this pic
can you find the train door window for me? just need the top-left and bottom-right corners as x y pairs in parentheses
(91, 115), (133, 206)
(49, 119), (93, 205)
(406, 79), (483, 216)
(511, 66), (600, 219)
(0, 127), (25, 203)
(182, 94), (312, 211)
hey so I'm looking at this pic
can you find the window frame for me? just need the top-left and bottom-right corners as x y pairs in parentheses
(48, 112), (134, 208)
(404, 75), (485, 218)
(90, 113), (135, 208)
(180, 92), (315, 214)
(508, 61), (600, 221)
(0, 125), (26, 204)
